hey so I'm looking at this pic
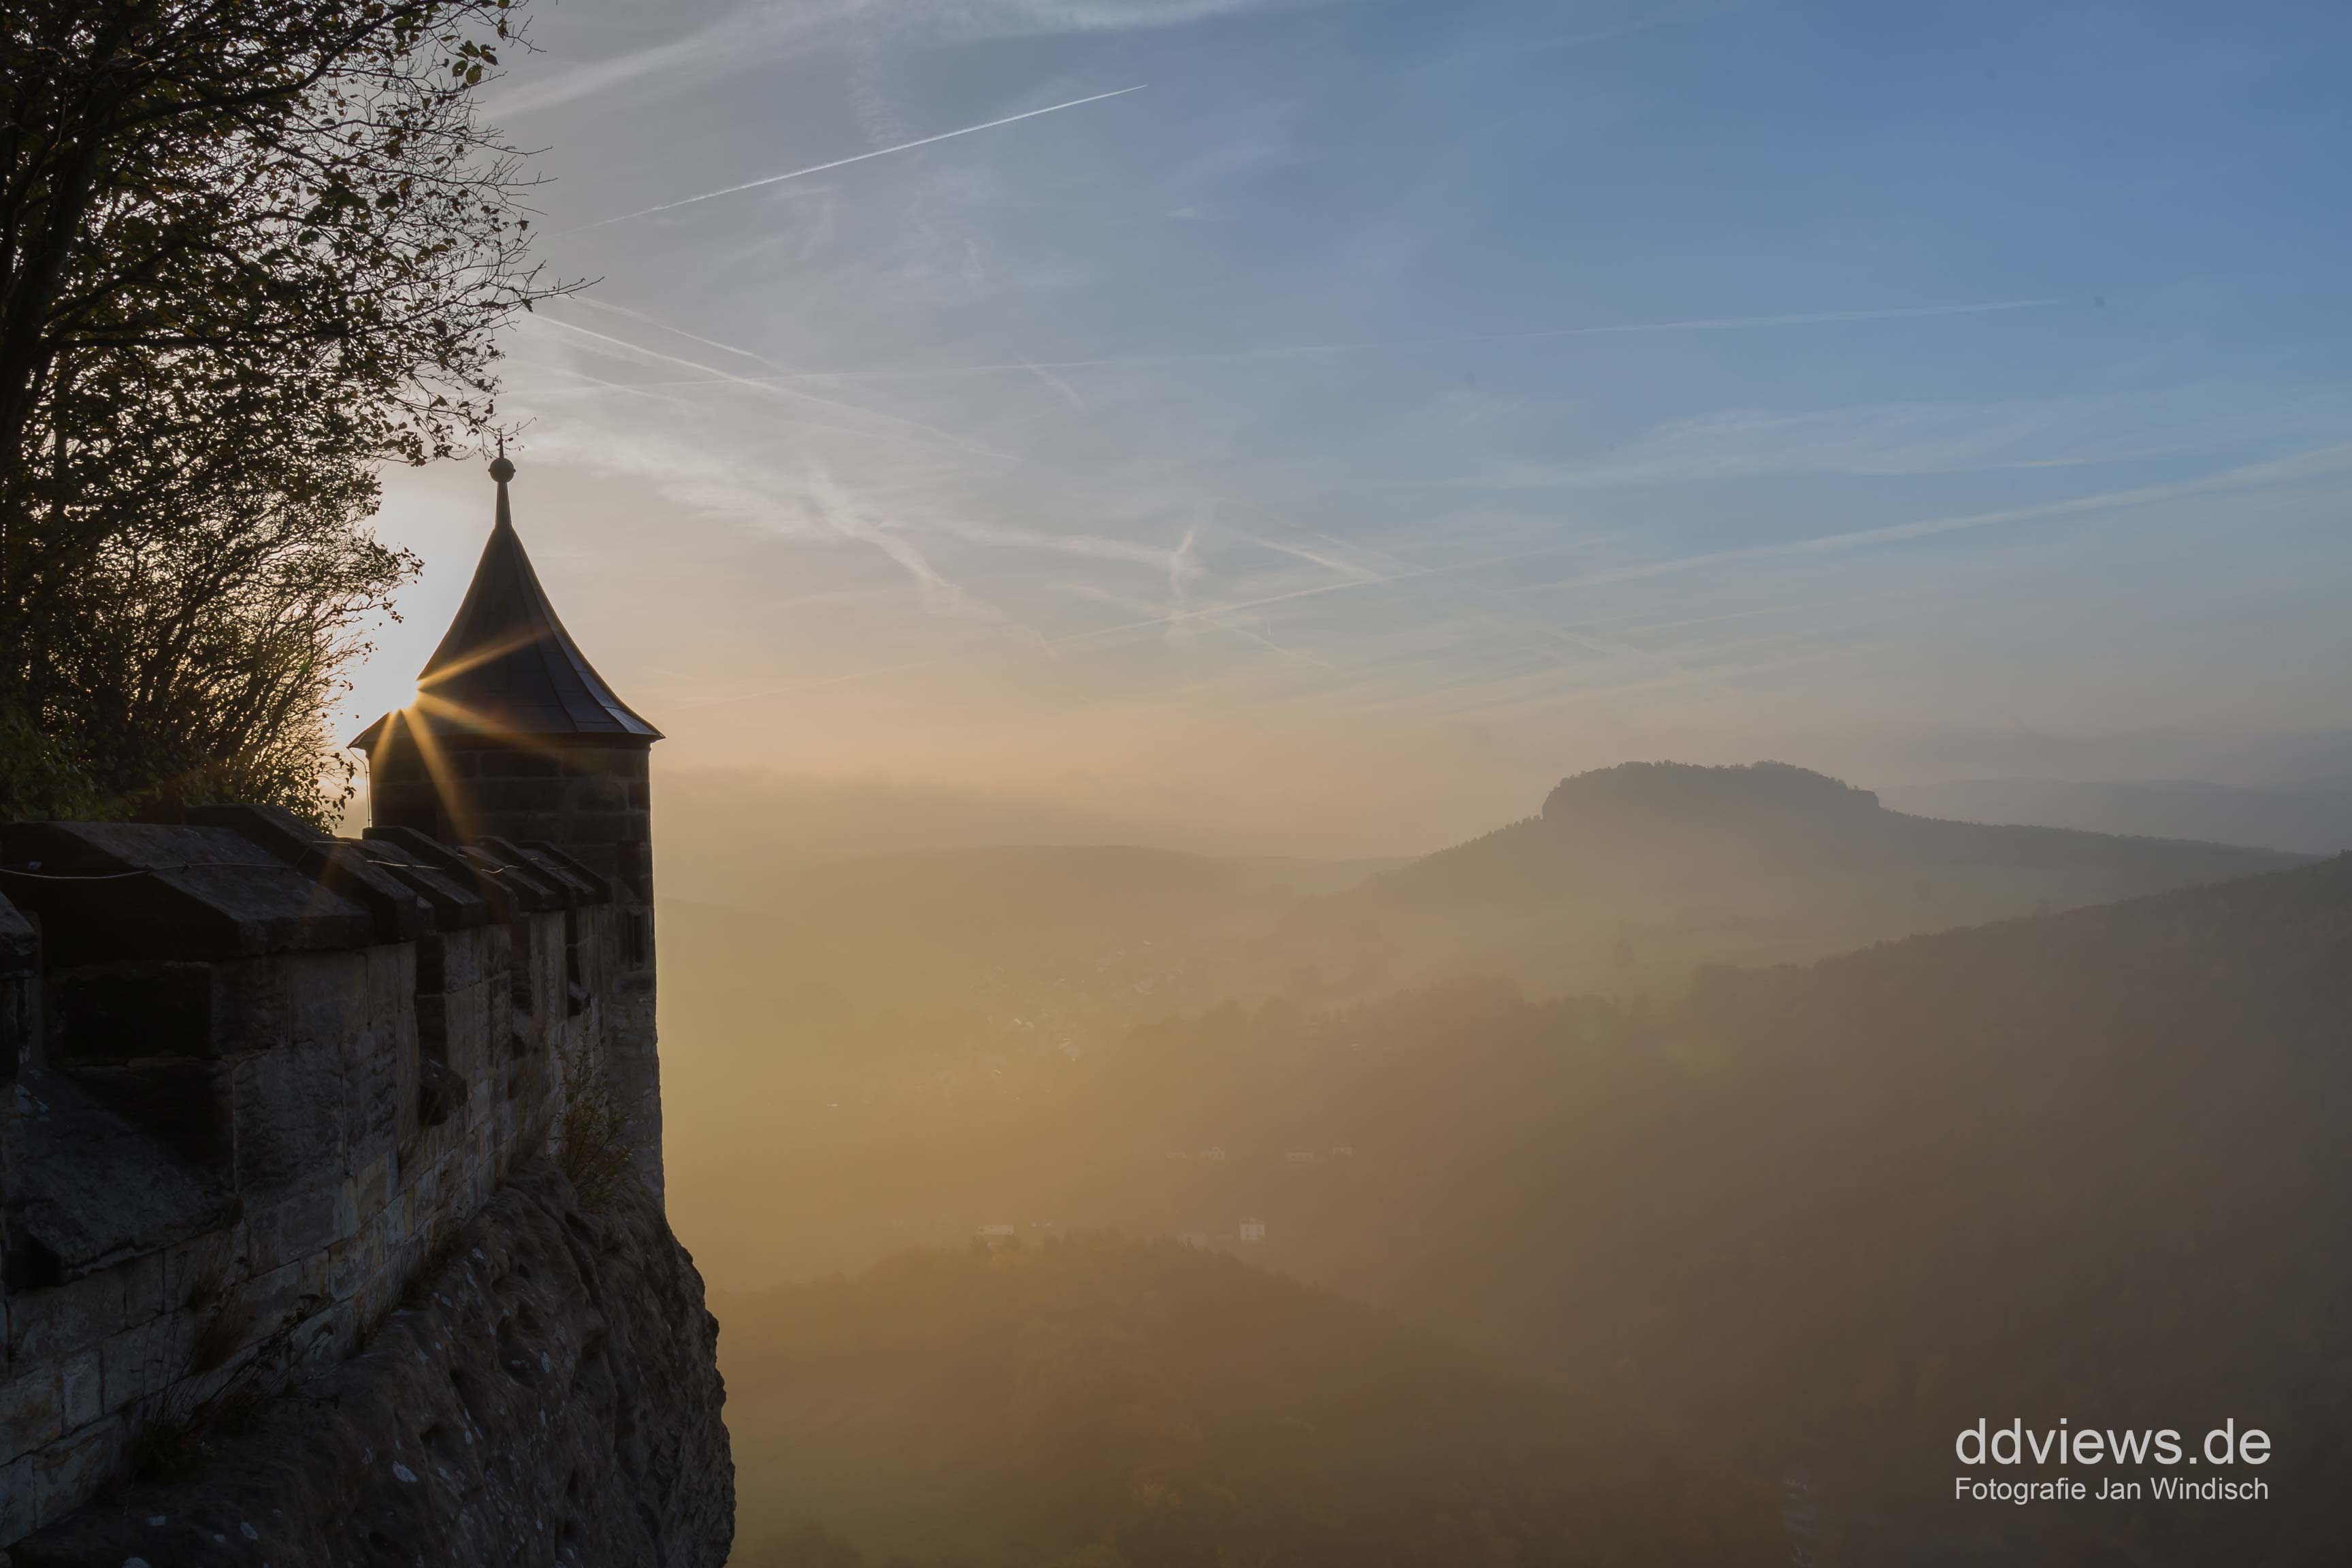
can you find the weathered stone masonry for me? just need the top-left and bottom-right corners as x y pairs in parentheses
(0, 458), (730, 1561)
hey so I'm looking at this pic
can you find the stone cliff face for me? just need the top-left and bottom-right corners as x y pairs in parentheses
(9, 1163), (732, 1567)
(1, 813), (732, 1558)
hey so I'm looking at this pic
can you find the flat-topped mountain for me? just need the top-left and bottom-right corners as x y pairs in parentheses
(659, 765), (2315, 1291)
(1337, 762), (2302, 994)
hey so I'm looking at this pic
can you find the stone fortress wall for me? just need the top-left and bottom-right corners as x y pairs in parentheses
(0, 802), (657, 1543)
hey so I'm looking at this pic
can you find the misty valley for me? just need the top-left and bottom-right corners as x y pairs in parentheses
(660, 763), (2351, 1567)
(11, 3), (2350, 1563)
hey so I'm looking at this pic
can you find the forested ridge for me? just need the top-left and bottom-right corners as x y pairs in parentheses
(722, 1237), (1784, 1568)
(696, 849), (2352, 1565)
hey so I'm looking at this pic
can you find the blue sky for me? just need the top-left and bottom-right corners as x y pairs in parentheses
(347, 0), (2352, 852)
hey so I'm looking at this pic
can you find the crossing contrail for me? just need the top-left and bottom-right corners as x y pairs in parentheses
(581, 85), (1147, 229)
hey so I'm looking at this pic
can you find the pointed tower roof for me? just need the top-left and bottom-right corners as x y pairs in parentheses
(352, 453), (659, 751)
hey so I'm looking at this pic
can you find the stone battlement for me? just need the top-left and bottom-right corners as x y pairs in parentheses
(0, 805), (662, 1541)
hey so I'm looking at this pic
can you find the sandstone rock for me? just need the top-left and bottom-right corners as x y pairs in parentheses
(11, 1163), (732, 1567)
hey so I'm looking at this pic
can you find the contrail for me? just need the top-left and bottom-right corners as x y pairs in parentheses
(571, 296), (789, 370)
(581, 85), (1147, 229)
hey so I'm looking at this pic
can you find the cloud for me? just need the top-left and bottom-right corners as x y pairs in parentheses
(1048, 439), (2352, 644)
(534, 299), (2065, 389)
(1509, 439), (2352, 593)
(506, 399), (987, 612)
(1442, 389), (2352, 491)
(528, 312), (1006, 459)
(487, 0), (1332, 118)
(917, 513), (1200, 579)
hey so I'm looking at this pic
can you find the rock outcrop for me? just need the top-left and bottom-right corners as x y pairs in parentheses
(9, 1164), (731, 1567)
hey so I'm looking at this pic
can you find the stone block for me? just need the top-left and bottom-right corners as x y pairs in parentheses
(1, 1361), (63, 1460)
(240, 1256), (319, 1345)
(367, 1205), (395, 1265)
(453, 984), (495, 1081)
(59, 1350), (101, 1431)
(409, 1157), (442, 1215)
(442, 930), (486, 992)
(0, 1450), (35, 1541)
(246, 1184), (344, 1274)
(487, 750), (561, 779)
(342, 1039), (399, 1170)
(329, 1234), (368, 1302)
(365, 943), (412, 1028)
(120, 1250), (168, 1322)
(27, 1411), (122, 1533)
(7, 1268), (126, 1365)
(354, 1147), (396, 1222)
(231, 1036), (346, 1192)
(286, 949), (368, 1046)
(342, 1217), (387, 1303)
(101, 1312), (190, 1417)
(385, 1189), (416, 1250)
(209, 954), (293, 1052)
(164, 1228), (244, 1311)
(357, 1265), (402, 1333)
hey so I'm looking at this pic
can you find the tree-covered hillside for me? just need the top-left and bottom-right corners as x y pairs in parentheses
(699, 852), (2352, 1565)
(720, 1236), (1785, 1568)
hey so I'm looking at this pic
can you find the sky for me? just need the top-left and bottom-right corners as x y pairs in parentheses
(342, 0), (2352, 856)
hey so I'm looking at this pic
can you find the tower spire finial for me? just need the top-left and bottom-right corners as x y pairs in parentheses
(488, 436), (515, 532)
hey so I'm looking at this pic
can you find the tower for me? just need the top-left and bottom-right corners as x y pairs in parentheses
(352, 451), (661, 892)
(350, 452), (666, 1176)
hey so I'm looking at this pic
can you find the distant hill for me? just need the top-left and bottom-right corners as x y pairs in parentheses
(1335, 761), (2303, 995)
(719, 1237), (1786, 1568)
(1880, 773), (2352, 856)
(690, 852), (2352, 1564)
(1072, 855), (2352, 1566)
(658, 764), (2315, 1295)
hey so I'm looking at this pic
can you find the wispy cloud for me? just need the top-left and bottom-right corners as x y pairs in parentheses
(798, 459), (980, 615)
(529, 312), (1006, 459)
(1379, 0), (1746, 80)
(488, 0), (1317, 118)
(1507, 440), (2352, 595)
(510, 407), (986, 611)
(1439, 389), (2352, 491)
(538, 299), (2065, 389)
(918, 513), (1200, 580)
(1050, 440), (2352, 644)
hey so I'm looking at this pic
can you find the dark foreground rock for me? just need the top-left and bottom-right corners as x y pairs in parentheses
(10, 1162), (733, 1568)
